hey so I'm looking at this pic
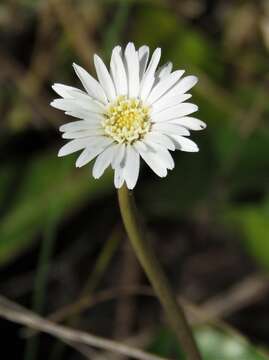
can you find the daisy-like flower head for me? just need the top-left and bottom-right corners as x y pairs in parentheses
(51, 43), (206, 189)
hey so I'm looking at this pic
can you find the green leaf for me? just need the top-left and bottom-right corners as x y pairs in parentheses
(0, 150), (113, 266)
(223, 202), (269, 269)
(149, 326), (267, 359)
(133, 5), (178, 48)
(229, 130), (269, 193)
(196, 326), (267, 360)
(148, 328), (184, 359)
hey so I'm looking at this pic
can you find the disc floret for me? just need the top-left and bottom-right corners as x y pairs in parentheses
(102, 96), (151, 144)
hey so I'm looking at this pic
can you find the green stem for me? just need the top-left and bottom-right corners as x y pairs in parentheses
(117, 185), (202, 360)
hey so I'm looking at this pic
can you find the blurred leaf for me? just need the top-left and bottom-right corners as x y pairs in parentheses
(196, 326), (267, 360)
(209, 121), (241, 170)
(168, 30), (223, 80)
(229, 130), (269, 193)
(148, 328), (184, 359)
(0, 150), (113, 266)
(149, 326), (267, 359)
(102, 0), (132, 60)
(134, 4), (223, 79)
(8, 99), (33, 131)
(0, 165), (16, 209)
(133, 4), (178, 49)
(223, 202), (269, 269)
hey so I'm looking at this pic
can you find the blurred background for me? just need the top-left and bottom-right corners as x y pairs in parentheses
(0, 0), (269, 359)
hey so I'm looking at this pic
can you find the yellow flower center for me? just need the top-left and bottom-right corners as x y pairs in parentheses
(102, 96), (151, 144)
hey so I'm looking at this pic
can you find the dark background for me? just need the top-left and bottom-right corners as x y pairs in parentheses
(0, 0), (269, 359)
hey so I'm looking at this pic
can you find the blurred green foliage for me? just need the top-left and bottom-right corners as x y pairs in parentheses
(0, 153), (112, 265)
(150, 326), (267, 359)
(196, 327), (267, 360)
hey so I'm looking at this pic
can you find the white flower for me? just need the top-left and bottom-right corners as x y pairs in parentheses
(51, 43), (206, 189)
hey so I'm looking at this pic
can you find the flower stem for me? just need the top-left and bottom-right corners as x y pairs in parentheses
(117, 185), (202, 360)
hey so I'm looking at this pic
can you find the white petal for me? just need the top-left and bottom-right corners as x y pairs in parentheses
(73, 63), (108, 104)
(114, 145), (126, 188)
(152, 103), (198, 122)
(124, 145), (140, 189)
(140, 48), (161, 100)
(51, 99), (77, 112)
(174, 75), (198, 94)
(144, 132), (175, 151)
(62, 128), (103, 139)
(169, 135), (199, 152)
(111, 143), (126, 169)
(65, 92), (104, 111)
(125, 43), (140, 98)
(59, 119), (100, 132)
(152, 123), (190, 136)
(75, 137), (114, 167)
(146, 70), (185, 105)
(136, 139), (147, 151)
(158, 149), (174, 170)
(112, 45), (121, 53)
(151, 94), (192, 114)
(52, 83), (85, 98)
(52, 84), (106, 115)
(58, 138), (91, 157)
(157, 75), (198, 104)
(169, 116), (206, 130)
(114, 165), (125, 189)
(134, 141), (167, 178)
(50, 98), (103, 114)
(92, 144), (117, 178)
(138, 46), (149, 80)
(75, 147), (105, 168)
(110, 46), (128, 96)
(94, 55), (116, 102)
(65, 108), (103, 121)
(142, 141), (174, 170)
(156, 62), (173, 80)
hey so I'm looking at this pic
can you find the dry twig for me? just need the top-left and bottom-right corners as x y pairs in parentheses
(199, 273), (269, 321)
(0, 295), (168, 360)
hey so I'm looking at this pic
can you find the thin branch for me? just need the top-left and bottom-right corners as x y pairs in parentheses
(50, 285), (153, 324)
(47, 273), (269, 325)
(0, 295), (167, 360)
(23, 273), (269, 340)
(198, 273), (269, 321)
